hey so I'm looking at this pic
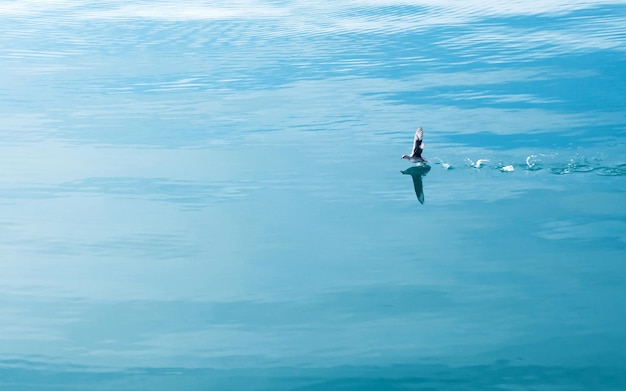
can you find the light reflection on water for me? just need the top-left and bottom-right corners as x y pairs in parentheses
(1, 1), (625, 389)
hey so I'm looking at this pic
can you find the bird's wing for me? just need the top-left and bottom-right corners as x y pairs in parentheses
(412, 128), (424, 155)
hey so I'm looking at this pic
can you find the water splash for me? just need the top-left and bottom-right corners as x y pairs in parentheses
(525, 153), (564, 171)
(435, 154), (625, 176)
(434, 157), (453, 170)
(467, 158), (489, 168)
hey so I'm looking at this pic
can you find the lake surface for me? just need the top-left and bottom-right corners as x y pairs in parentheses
(1, 1), (625, 389)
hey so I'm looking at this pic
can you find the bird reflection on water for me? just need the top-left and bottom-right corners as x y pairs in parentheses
(401, 164), (431, 204)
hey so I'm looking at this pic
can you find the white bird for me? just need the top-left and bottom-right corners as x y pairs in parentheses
(401, 127), (427, 163)
(501, 165), (515, 172)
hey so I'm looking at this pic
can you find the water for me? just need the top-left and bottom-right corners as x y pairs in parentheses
(1, 1), (625, 389)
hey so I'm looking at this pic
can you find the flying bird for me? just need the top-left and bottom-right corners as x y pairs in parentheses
(401, 127), (427, 163)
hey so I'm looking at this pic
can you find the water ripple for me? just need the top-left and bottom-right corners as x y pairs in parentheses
(436, 10), (626, 63)
(595, 163), (626, 176)
(525, 154), (623, 175)
(0, 177), (258, 208)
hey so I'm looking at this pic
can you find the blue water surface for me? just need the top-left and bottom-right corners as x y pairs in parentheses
(1, 1), (625, 390)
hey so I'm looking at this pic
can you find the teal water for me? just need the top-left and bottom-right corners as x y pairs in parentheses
(1, 1), (625, 390)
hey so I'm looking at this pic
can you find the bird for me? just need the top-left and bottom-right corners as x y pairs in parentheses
(401, 127), (427, 163)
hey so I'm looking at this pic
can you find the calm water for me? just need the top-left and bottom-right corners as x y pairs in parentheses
(1, 1), (626, 390)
